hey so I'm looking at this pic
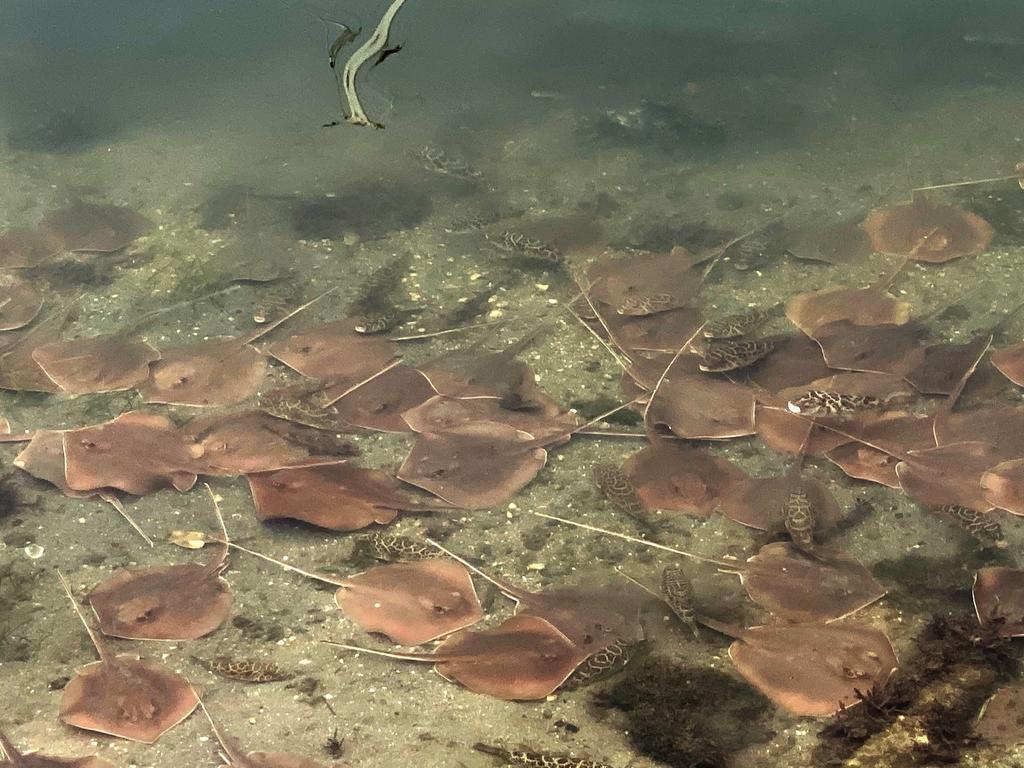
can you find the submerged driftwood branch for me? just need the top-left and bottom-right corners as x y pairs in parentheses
(340, 0), (410, 128)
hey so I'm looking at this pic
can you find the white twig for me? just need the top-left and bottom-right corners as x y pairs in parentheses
(340, 0), (410, 128)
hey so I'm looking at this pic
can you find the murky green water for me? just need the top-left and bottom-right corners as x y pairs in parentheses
(4, 2), (1024, 767)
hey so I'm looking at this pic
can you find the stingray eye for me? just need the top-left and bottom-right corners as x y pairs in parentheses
(432, 604), (449, 615)
(582, 633), (594, 645)
(79, 439), (97, 449)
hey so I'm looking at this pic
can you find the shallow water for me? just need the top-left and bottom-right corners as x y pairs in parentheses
(4, 1), (1024, 766)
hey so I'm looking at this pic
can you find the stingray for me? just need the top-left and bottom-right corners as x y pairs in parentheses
(975, 682), (1024, 746)
(982, 459), (1024, 515)
(0, 729), (115, 768)
(933, 405), (1024, 460)
(63, 411), (204, 496)
(646, 371), (756, 439)
(623, 440), (747, 517)
(991, 341), (1024, 387)
(325, 363), (436, 432)
(781, 219), (872, 265)
(810, 319), (928, 376)
(746, 332), (833, 393)
(823, 413), (937, 488)
(199, 698), (351, 768)
(87, 487), (232, 640)
(722, 542), (886, 623)
(719, 465), (842, 534)
(585, 246), (702, 309)
(265, 318), (397, 385)
(0, 273), (42, 331)
(0, 227), (62, 269)
(56, 571), (199, 743)
(726, 622), (899, 716)
(973, 567), (1024, 637)
(138, 336), (266, 406)
(402, 394), (576, 443)
(428, 540), (646, 651)
(247, 462), (447, 531)
(40, 200), (153, 254)
(785, 268), (911, 337)
(862, 198), (993, 262)
(397, 421), (551, 509)
(184, 410), (357, 476)
(600, 305), (705, 358)
(32, 333), (160, 394)
(329, 614), (590, 700)
(226, 542), (482, 646)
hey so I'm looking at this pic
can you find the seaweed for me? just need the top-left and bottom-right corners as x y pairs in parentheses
(814, 614), (1020, 766)
(592, 656), (771, 768)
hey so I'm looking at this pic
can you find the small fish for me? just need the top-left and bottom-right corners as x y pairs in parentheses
(352, 306), (422, 334)
(413, 145), (481, 180)
(485, 230), (564, 267)
(661, 565), (700, 637)
(560, 638), (646, 690)
(729, 232), (773, 272)
(615, 292), (678, 316)
(786, 390), (883, 417)
(443, 212), (501, 233)
(696, 337), (779, 373)
(593, 463), (650, 525)
(473, 743), (615, 768)
(327, 24), (361, 69)
(939, 504), (1006, 546)
(703, 305), (775, 339)
(372, 43), (403, 68)
(192, 656), (293, 683)
(783, 489), (816, 553)
(368, 531), (443, 562)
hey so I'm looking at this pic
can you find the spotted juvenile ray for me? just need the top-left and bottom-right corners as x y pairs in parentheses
(695, 336), (783, 373)
(934, 504), (1005, 546)
(973, 567), (1024, 637)
(862, 198), (993, 263)
(786, 390), (884, 417)
(593, 462), (654, 527)
(0, 728), (115, 768)
(485, 230), (564, 267)
(0, 273), (42, 331)
(426, 539), (646, 653)
(473, 742), (614, 768)
(227, 541), (482, 646)
(32, 333), (160, 394)
(727, 622), (899, 716)
(413, 145), (481, 180)
(56, 571), (199, 743)
(367, 531), (443, 562)
(247, 462), (447, 532)
(329, 614), (589, 700)
(623, 440), (747, 517)
(616, 565), (700, 637)
(87, 486), (232, 640)
(703, 303), (779, 339)
(558, 636), (648, 689)
(40, 200), (153, 254)
(199, 697), (351, 768)
(191, 656), (293, 683)
(62, 411), (204, 496)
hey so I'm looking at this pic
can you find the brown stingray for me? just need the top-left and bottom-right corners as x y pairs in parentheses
(0, 728), (115, 768)
(56, 572), (199, 743)
(87, 488), (232, 640)
(331, 614), (590, 700)
(32, 333), (160, 394)
(720, 471), (842, 534)
(430, 540), (646, 652)
(200, 699), (350, 768)
(138, 337), (266, 406)
(184, 410), (357, 476)
(397, 421), (550, 509)
(895, 442), (1002, 512)
(623, 440), (747, 516)
(862, 198), (993, 262)
(727, 542), (886, 623)
(333, 560), (484, 645)
(992, 341), (1024, 387)
(0, 273), (42, 331)
(746, 333), (833, 393)
(824, 413), (937, 488)
(934, 405), (1024, 459)
(326, 363), (436, 432)
(63, 411), (204, 496)
(41, 200), (153, 254)
(265, 318), (397, 384)
(600, 305), (705, 357)
(0, 307), (72, 392)
(785, 282), (910, 337)
(981, 459), (1024, 515)
(402, 394), (576, 443)
(586, 247), (701, 308)
(729, 623), (898, 716)
(974, 567), (1024, 637)
(0, 227), (62, 269)
(782, 219), (872, 265)
(975, 682), (1024, 746)
(646, 371), (756, 439)
(14, 430), (94, 497)
(755, 405), (875, 457)
(248, 462), (445, 531)
(810, 319), (927, 376)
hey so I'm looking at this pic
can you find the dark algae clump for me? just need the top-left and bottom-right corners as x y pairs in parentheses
(592, 657), (771, 768)
(814, 614), (1020, 766)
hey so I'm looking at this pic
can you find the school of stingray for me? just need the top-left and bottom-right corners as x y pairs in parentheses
(10, 171), (1024, 766)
